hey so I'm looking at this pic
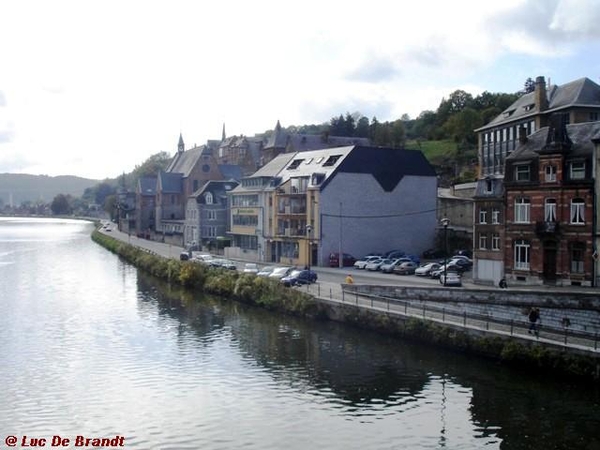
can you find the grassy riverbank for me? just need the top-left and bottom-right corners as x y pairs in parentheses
(92, 229), (599, 383)
(92, 230), (325, 317)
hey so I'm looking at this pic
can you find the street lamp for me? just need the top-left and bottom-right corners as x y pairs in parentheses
(441, 218), (450, 286)
(305, 224), (313, 270)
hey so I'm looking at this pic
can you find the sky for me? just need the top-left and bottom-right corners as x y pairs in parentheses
(1, 0), (600, 180)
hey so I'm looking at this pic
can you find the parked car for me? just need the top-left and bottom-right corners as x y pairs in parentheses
(448, 257), (472, 270)
(384, 250), (405, 260)
(268, 266), (294, 279)
(329, 252), (357, 267)
(210, 259), (237, 270)
(243, 263), (259, 274)
(439, 271), (462, 286)
(354, 256), (381, 270)
(393, 261), (418, 275)
(365, 257), (386, 271)
(281, 269), (318, 287)
(193, 254), (214, 264)
(405, 254), (421, 265)
(257, 266), (275, 277)
(454, 249), (472, 258)
(380, 258), (410, 273)
(415, 262), (441, 277)
(431, 263), (463, 278)
(179, 251), (190, 261)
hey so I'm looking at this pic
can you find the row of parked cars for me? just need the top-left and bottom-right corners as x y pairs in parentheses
(181, 251), (318, 288)
(352, 252), (473, 287)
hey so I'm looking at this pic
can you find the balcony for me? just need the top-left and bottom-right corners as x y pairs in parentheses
(277, 206), (307, 215)
(536, 221), (560, 236)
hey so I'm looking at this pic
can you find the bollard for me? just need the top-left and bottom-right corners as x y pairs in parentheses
(463, 311), (467, 327)
(442, 308), (445, 322)
(510, 319), (514, 336)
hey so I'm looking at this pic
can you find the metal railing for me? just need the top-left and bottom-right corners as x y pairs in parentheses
(297, 283), (599, 352)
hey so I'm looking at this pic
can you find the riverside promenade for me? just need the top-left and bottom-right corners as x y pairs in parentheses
(98, 224), (599, 357)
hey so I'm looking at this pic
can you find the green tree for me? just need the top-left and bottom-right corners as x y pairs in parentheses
(103, 194), (117, 220)
(355, 116), (370, 138)
(443, 107), (482, 144)
(133, 151), (172, 178)
(51, 194), (72, 215)
(390, 120), (406, 147)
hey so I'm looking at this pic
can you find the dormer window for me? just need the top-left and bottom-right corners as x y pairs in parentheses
(484, 179), (493, 193)
(545, 165), (557, 182)
(523, 104), (535, 112)
(515, 164), (530, 182)
(205, 192), (213, 205)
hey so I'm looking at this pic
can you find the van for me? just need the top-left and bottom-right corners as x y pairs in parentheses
(329, 252), (356, 267)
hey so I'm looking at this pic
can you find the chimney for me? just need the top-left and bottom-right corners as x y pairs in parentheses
(518, 126), (528, 144)
(534, 76), (548, 111)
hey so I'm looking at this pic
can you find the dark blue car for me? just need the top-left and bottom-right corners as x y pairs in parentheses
(281, 269), (318, 287)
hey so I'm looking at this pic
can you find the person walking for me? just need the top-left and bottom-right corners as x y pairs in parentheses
(345, 274), (354, 284)
(528, 307), (540, 336)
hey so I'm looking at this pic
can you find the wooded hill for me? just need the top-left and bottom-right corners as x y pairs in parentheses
(0, 173), (99, 205)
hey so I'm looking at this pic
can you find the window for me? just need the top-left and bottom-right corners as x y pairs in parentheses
(207, 210), (217, 220)
(287, 159), (304, 170)
(204, 226), (217, 238)
(322, 155), (342, 167)
(205, 192), (213, 204)
(514, 240), (530, 270)
(492, 209), (500, 224)
(570, 161), (585, 180)
(570, 198), (585, 224)
(591, 112), (599, 121)
(514, 198), (530, 223)
(232, 214), (258, 226)
(515, 164), (530, 182)
(479, 233), (488, 250)
(484, 179), (493, 193)
(544, 199), (557, 222)
(571, 242), (585, 273)
(479, 209), (487, 224)
(492, 233), (500, 251)
(545, 165), (557, 182)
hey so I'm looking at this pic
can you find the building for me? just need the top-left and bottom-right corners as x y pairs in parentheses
(184, 180), (239, 252)
(135, 176), (157, 238)
(473, 76), (600, 285)
(226, 145), (437, 266)
(501, 119), (600, 286)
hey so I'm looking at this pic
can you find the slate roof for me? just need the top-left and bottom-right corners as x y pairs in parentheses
(138, 176), (157, 196)
(330, 146), (437, 192)
(218, 164), (243, 181)
(507, 121), (600, 162)
(166, 145), (211, 177)
(191, 180), (239, 203)
(158, 171), (183, 193)
(232, 145), (436, 194)
(476, 77), (600, 132)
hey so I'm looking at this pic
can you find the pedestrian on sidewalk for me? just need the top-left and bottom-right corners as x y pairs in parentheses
(345, 274), (354, 284)
(528, 307), (540, 336)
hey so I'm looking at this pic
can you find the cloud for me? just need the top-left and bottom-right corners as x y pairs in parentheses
(346, 57), (401, 83)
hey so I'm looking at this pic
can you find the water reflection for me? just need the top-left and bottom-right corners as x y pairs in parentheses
(136, 272), (600, 450)
(1, 218), (598, 450)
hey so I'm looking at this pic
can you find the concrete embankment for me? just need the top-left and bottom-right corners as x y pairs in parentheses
(92, 227), (600, 383)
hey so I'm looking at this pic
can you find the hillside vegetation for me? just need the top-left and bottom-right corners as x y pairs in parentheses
(0, 173), (100, 205)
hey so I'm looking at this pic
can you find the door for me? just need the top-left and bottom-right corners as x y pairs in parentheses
(543, 241), (557, 283)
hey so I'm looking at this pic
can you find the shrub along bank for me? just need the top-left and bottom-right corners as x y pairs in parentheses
(91, 230), (325, 318)
(92, 230), (599, 383)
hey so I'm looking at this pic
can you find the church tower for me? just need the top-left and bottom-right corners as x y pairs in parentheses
(178, 133), (185, 154)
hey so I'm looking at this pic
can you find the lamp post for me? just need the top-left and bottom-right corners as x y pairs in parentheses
(305, 224), (313, 270)
(441, 218), (450, 286)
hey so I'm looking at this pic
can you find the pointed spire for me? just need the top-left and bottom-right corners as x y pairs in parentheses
(275, 120), (281, 133)
(178, 133), (184, 154)
(222, 123), (226, 142)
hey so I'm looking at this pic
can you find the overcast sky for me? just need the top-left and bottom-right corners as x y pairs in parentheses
(1, 0), (599, 180)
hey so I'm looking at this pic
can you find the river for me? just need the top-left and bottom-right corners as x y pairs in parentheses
(0, 217), (598, 450)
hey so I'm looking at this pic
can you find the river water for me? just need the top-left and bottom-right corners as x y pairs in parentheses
(0, 217), (598, 450)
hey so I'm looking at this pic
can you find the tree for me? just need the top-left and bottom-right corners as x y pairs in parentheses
(443, 107), (482, 145)
(103, 194), (116, 220)
(355, 116), (370, 138)
(51, 194), (72, 215)
(523, 77), (536, 94)
(390, 120), (406, 147)
(133, 151), (172, 178)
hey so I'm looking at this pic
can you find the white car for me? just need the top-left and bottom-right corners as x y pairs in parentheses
(243, 263), (259, 274)
(354, 256), (381, 270)
(439, 271), (462, 286)
(257, 266), (275, 277)
(365, 257), (386, 271)
(193, 254), (214, 264)
(415, 262), (441, 277)
(268, 267), (294, 279)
